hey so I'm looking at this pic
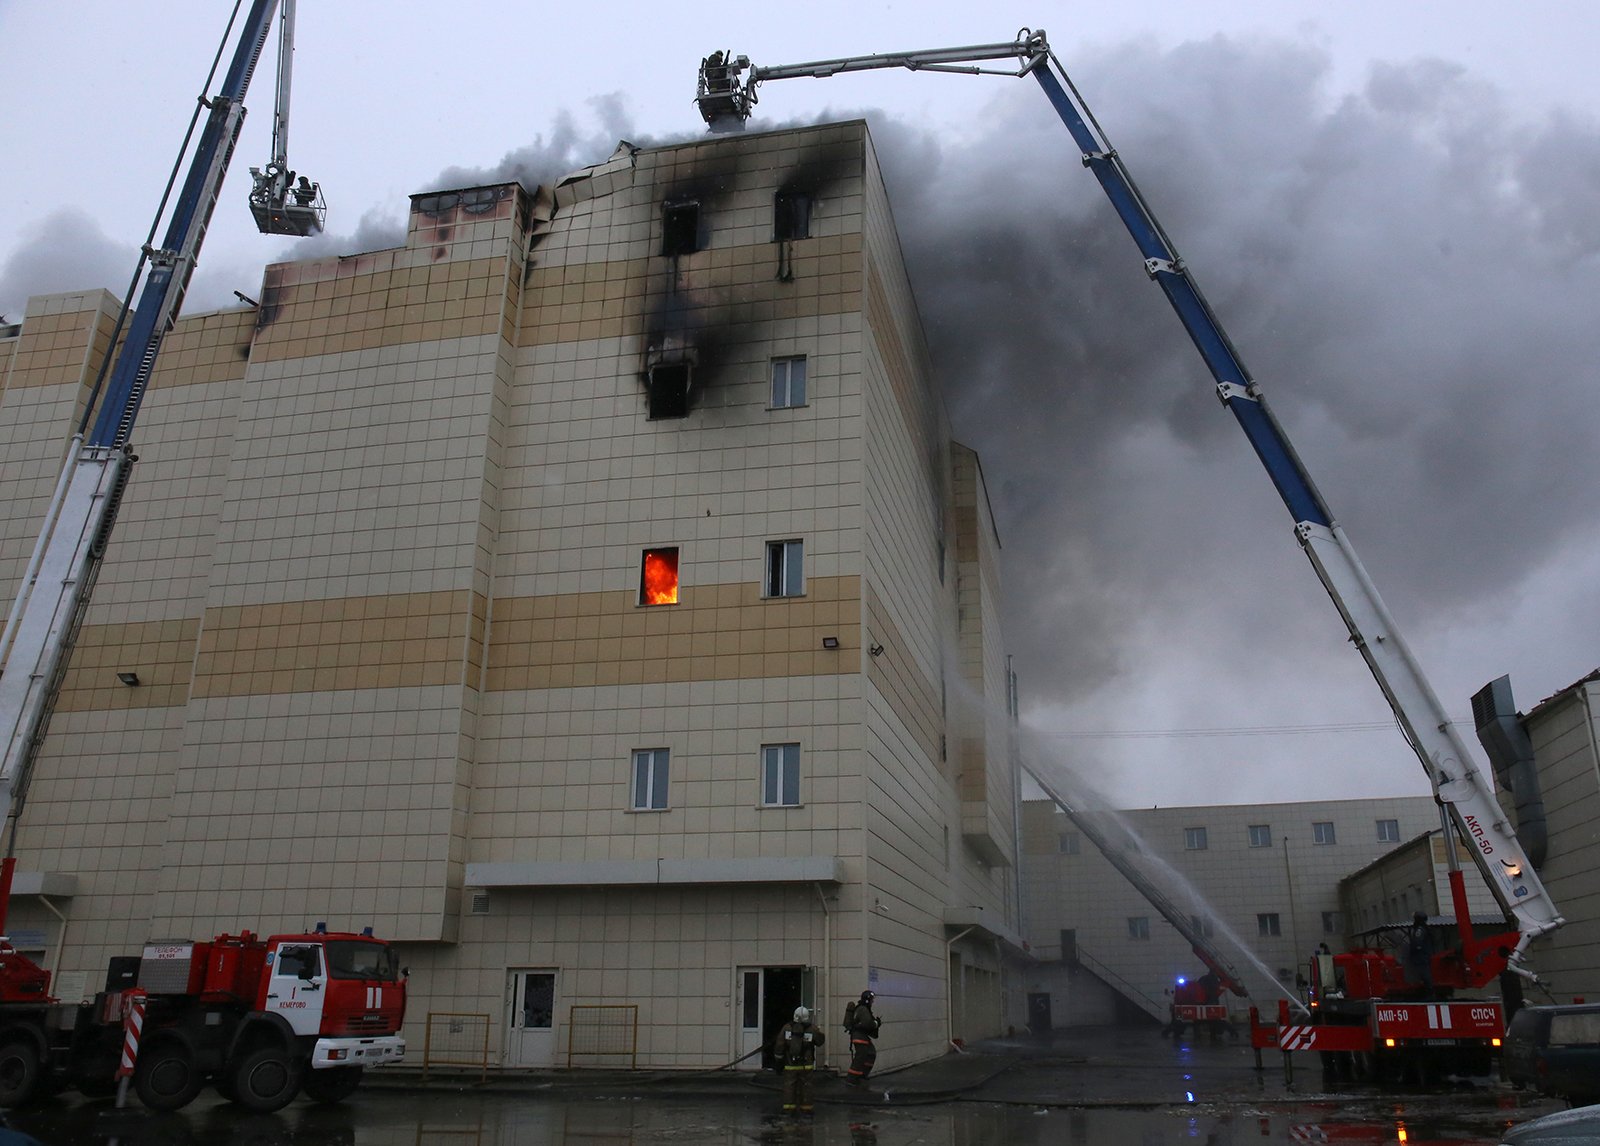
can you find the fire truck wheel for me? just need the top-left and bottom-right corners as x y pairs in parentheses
(134, 1040), (204, 1111)
(301, 1065), (363, 1104)
(0, 1038), (43, 1107)
(232, 1046), (302, 1113)
(132, 1037), (203, 1107)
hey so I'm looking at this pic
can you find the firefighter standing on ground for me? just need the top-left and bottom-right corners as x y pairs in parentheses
(845, 990), (881, 1086)
(774, 1005), (825, 1113)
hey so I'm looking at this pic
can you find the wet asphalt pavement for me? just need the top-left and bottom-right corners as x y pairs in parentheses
(2, 1026), (1568, 1145)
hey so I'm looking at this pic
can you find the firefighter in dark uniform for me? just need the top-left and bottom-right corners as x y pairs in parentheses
(845, 989), (881, 1086)
(774, 1005), (824, 1113)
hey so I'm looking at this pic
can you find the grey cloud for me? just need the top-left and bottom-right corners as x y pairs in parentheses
(0, 209), (134, 320)
(867, 37), (1600, 712)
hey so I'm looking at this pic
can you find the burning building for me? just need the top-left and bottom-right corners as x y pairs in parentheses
(0, 121), (1025, 1071)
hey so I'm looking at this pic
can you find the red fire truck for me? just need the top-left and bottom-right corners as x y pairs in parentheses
(0, 923), (405, 1111)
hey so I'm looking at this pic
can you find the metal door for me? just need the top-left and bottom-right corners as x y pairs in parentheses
(266, 941), (327, 1037)
(506, 969), (557, 1067)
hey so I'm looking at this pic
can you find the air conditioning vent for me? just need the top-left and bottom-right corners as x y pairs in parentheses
(470, 890), (490, 915)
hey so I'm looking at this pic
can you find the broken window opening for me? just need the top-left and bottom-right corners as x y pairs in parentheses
(640, 547), (680, 606)
(770, 356), (807, 408)
(774, 191), (811, 241)
(765, 539), (804, 598)
(661, 200), (702, 256)
(647, 362), (692, 420)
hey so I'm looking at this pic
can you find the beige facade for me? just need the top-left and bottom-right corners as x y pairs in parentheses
(1019, 796), (1466, 1026)
(1338, 829), (1503, 938)
(1517, 671), (1600, 1001)
(0, 122), (1025, 1070)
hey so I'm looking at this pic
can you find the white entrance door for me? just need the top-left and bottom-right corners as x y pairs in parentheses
(736, 968), (765, 1071)
(506, 969), (557, 1067)
(266, 941), (328, 1037)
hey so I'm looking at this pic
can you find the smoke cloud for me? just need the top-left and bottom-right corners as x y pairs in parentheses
(7, 38), (1595, 806)
(864, 38), (1600, 803)
(0, 209), (135, 320)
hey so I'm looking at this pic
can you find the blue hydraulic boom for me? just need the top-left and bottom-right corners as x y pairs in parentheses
(695, 29), (1563, 972)
(0, 1), (316, 872)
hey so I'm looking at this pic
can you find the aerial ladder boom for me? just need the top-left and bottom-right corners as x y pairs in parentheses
(697, 30), (1563, 971)
(0, 1), (302, 888)
(248, 0), (324, 235)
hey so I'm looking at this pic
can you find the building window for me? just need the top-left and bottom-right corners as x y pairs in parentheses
(1257, 913), (1281, 938)
(1322, 911), (1341, 935)
(761, 743), (800, 807)
(631, 748), (669, 811)
(640, 547), (679, 605)
(774, 190), (812, 240)
(1376, 818), (1400, 843)
(661, 200), (701, 255)
(646, 361), (692, 419)
(1312, 821), (1337, 846)
(1127, 916), (1150, 941)
(771, 356), (807, 408)
(1191, 914), (1214, 938)
(1058, 832), (1080, 855)
(1248, 824), (1271, 848)
(1184, 826), (1208, 851)
(765, 540), (804, 598)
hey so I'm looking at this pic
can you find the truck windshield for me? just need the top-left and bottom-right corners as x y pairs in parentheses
(325, 940), (402, 981)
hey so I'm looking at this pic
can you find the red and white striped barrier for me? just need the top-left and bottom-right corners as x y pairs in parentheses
(116, 989), (148, 1081)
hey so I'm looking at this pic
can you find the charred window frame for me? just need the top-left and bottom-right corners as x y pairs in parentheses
(774, 191), (812, 241)
(646, 361), (692, 420)
(640, 547), (680, 606)
(1257, 912), (1282, 938)
(760, 743), (801, 807)
(770, 356), (807, 408)
(1127, 916), (1150, 941)
(632, 748), (670, 811)
(765, 539), (804, 598)
(661, 200), (702, 256)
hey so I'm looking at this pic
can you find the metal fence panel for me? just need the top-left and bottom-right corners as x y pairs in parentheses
(422, 1011), (492, 1081)
(567, 1004), (638, 1068)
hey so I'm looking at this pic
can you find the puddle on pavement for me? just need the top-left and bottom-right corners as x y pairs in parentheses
(5, 1093), (1533, 1146)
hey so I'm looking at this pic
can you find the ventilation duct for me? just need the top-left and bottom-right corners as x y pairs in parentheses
(1471, 674), (1547, 869)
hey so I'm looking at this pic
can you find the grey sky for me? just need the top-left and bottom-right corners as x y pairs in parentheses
(3, 2), (1597, 808)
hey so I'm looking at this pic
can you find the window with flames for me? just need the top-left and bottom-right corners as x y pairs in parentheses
(640, 547), (679, 606)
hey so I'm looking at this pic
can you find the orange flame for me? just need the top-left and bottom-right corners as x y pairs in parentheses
(642, 550), (679, 605)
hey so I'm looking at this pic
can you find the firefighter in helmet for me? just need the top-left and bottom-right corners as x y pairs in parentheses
(774, 1005), (825, 1113)
(845, 989), (882, 1086)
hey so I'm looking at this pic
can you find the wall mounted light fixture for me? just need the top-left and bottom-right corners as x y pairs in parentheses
(116, 672), (141, 686)
(869, 643), (885, 657)
(821, 636), (840, 650)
